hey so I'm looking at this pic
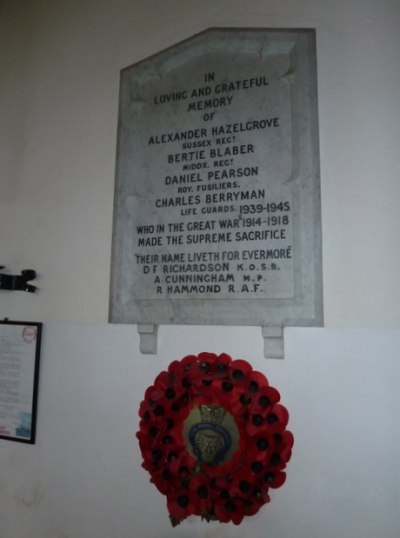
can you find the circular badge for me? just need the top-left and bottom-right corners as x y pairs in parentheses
(22, 326), (37, 343)
(137, 352), (293, 526)
(184, 404), (239, 466)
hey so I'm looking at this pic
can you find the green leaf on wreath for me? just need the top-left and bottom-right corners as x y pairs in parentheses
(169, 515), (182, 527)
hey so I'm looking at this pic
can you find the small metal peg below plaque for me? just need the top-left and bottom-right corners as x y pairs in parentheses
(138, 324), (158, 354)
(262, 326), (284, 359)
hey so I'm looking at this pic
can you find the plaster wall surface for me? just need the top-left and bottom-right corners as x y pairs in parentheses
(0, 0), (399, 326)
(0, 325), (399, 538)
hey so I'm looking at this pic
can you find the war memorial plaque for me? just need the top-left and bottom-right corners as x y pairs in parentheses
(110, 29), (323, 357)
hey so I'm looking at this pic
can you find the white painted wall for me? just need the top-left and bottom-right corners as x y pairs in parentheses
(0, 325), (399, 538)
(1, 1), (400, 537)
(0, 0), (399, 326)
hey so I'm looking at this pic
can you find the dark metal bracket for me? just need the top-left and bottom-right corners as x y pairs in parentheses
(0, 267), (37, 293)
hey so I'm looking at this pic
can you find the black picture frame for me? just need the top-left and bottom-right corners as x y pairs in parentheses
(0, 320), (42, 444)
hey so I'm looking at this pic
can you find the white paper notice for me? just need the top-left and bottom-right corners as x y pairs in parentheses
(0, 324), (39, 441)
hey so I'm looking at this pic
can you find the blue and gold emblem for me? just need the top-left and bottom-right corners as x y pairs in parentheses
(184, 404), (239, 466)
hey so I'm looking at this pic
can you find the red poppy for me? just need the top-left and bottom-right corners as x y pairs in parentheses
(251, 385), (281, 415)
(213, 495), (246, 525)
(189, 473), (213, 515)
(137, 353), (293, 526)
(228, 468), (256, 498)
(168, 450), (196, 477)
(151, 465), (180, 495)
(262, 469), (287, 489)
(167, 489), (195, 521)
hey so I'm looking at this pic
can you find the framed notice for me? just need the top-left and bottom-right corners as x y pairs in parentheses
(110, 28), (323, 357)
(0, 321), (42, 444)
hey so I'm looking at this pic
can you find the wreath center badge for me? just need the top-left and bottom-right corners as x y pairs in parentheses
(137, 353), (294, 526)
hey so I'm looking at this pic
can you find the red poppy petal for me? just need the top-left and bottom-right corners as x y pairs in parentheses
(246, 418), (266, 437)
(268, 470), (287, 489)
(167, 491), (192, 520)
(168, 360), (182, 374)
(245, 500), (263, 516)
(231, 510), (245, 525)
(218, 352), (232, 362)
(249, 370), (269, 386)
(258, 385), (280, 406)
(213, 501), (232, 523)
(282, 430), (294, 448)
(154, 370), (169, 386)
(197, 351), (218, 363)
(181, 354), (197, 362)
(273, 404), (289, 427)
(144, 385), (155, 401)
(231, 359), (252, 374)
(280, 446), (293, 463)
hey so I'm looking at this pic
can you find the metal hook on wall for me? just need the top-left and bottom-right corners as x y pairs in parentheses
(0, 267), (37, 293)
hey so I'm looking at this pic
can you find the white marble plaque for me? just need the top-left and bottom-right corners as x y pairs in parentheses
(110, 29), (323, 357)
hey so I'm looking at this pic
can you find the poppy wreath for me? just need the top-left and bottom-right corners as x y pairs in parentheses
(137, 352), (294, 526)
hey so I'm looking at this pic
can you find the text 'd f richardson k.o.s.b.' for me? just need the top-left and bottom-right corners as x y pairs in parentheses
(109, 28), (323, 357)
